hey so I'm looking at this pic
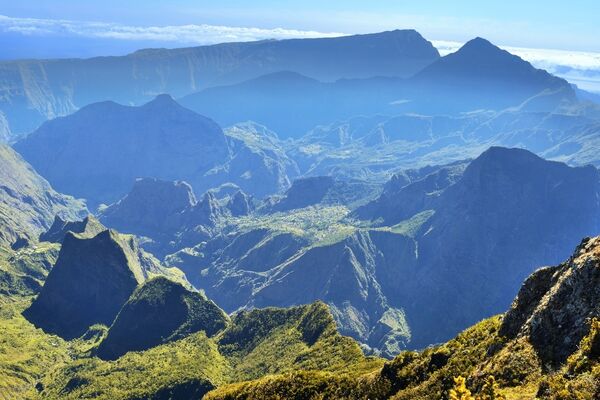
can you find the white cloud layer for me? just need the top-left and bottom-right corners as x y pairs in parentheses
(0, 15), (345, 44)
(1, 15), (599, 93)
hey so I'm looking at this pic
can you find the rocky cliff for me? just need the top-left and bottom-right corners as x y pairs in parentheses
(0, 143), (86, 248)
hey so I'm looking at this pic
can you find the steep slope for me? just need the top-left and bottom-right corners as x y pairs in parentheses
(248, 230), (415, 357)
(0, 29), (439, 138)
(97, 276), (229, 360)
(0, 143), (86, 248)
(353, 161), (468, 225)
(14, 95), (229, 205)
(266, 176), (380, 212)
(206, 236), (600, 400)
(411, 38), (575, 112)
(215, 122), (300, 194)
(40, 214), (106, 243)
(395, 147), (600, 347)
(22, 228), (185, 339)
(100, 178), (246, 255)
(499, 235), (600, 366)
(22, 230), (146, 339)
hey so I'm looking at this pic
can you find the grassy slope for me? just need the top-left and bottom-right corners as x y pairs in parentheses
(0, 285), (381, 400)
(206, 315), (599, 400)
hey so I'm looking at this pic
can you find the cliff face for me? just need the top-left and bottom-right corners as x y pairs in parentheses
(500, 236), (600, 365)
(40, 214), (105, 243)
(0, 30), (440, 138)
(23, 230), (147, 339)
(14, 95), (230, 205)
(204, 235), (600, 400)
(0, 143), (86, 248)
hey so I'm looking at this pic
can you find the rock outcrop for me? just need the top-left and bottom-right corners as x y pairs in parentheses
(40, 215), (106, 243)
(23, 230), (148, 339)
(500, 236), (600, 365)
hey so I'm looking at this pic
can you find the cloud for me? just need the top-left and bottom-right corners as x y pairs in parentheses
(432, 40), (600, 93)
(1, 14), (599, 93)
(0, 15), (345, 44)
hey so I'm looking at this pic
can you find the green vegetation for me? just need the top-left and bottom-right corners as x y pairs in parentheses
(0, 298), (70, 400)
(0, 275), (381, 400)
(0, 243), (59, 296)
(228, 206), (358, 246)
(41, 332), (229, 400)
(2, 231), (598, 400)
(207, 311), (600, 400)
(97, 276), (229, 360)
(387, 210), (435, 237)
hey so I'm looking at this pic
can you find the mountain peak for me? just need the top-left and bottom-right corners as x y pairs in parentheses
(97, 276), (228, 360)
(142, 93), (181, 109)
(460, 37), (497, 51)
(23, 229), (146, 339)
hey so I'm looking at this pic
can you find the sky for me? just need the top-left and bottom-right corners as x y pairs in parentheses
(1, 0), (599, 51)
(1, 1), (599, 92)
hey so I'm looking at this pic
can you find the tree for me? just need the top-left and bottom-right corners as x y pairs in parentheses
(477, 376), (505, 400)
(449, 376), (474, 400)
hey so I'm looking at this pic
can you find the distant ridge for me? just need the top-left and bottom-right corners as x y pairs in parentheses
(0, 29), (439, 138)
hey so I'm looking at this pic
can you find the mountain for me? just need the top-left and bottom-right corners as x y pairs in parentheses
(180, 71), (341, 138)
(14, 96), (294, 206)
(172, 147), (600, 356)
(179, 71), (413, 138)
(97, 276), (229, 360)
(0, 143), (86, 248)
(31, 302), (379, 399)
(13, 95), (229, 205)
(99, 178), (202, 239)
(380, 147), (600, 347)
(411, 37), (576, 112)
(99, 178), (253, 256)
(181, 38), (580, 139)
(39, 214), (106, 243)
(0, 30), (439, 139)
(22, 228), (183, 339)
(206, 236), (600, 400)
(266, 176), (380, 212)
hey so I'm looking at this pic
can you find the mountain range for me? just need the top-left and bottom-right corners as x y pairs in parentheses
(13, 95), (295, 206)
(1, 26), (600, 400)
(180, 38), (576, 138)
(0, 29), (439, 139)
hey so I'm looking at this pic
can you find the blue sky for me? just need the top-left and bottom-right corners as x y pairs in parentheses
(1, 0), (599, 51)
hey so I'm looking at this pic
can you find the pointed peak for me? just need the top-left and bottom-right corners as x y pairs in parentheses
(143, 93), (180, 109)
(456, 37), (504, 56)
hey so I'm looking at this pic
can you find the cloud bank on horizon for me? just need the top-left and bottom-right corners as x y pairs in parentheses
(0, 14), (342, 44)
(2, 14), (600, 93)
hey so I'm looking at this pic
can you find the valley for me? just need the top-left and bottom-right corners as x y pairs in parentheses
(0, 22), (599, 400)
